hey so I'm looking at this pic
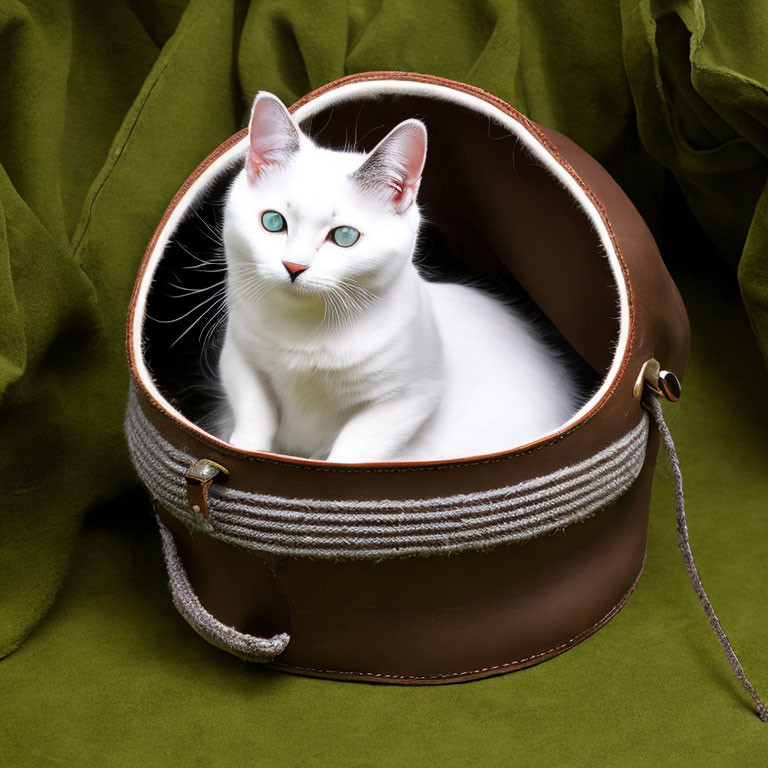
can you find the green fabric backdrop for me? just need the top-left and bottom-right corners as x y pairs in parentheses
(1, 0), (767, 763)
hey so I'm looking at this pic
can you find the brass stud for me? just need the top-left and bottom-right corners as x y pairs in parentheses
(658, 370), (682, 402)
(185, 458), (229, 485)
(634, 358), (682, 402)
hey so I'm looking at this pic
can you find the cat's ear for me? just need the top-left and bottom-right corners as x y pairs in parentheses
(246, 92), (301, 184)
(351, 119), (427, 214)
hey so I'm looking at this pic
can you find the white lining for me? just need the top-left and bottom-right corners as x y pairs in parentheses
(131, 78), (630, 460)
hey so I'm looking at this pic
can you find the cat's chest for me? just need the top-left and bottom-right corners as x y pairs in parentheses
(265, 342), (394, 410)
(263, 344), (394, 458)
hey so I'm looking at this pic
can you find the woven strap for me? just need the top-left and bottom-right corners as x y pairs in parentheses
(155, 511), (290, 661)
(125, 390), (649, 559)
(645, 396), (767, 723)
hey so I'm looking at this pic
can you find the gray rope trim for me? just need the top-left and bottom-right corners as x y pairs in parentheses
(155, 513), (290, 661)
(126, 390), (649, 559)
(645, 396), (768, 723)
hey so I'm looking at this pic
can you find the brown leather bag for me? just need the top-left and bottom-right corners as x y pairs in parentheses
(125, 72), (691, 685)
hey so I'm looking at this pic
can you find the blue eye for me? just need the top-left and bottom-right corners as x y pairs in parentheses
(330, 226), (360, 247)
(261, 210), (286, 232)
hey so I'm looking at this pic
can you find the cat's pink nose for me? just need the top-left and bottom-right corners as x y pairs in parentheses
(282, 261), (308, 282)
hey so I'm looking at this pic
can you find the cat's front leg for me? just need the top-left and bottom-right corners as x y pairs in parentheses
(219, 341), (278, 453)
(326, 388), (440, 463)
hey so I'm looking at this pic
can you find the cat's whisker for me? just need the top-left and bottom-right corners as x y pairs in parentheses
(333, 293), (349, 330)
(335, 279), (378, 321)
(198, 282), (241, 360)
(307, 280), (346, 331)
(334, 286), (358, 331)
(152, 287), (227, 325)
(311, 107), (335, 140)
(335, 286), (359, 318)
(180, 263), (228, 273)
(231, 288), (269, 314)
(225, 264), (269, 284)
(175, 239), (226, 270)
(167, 290), (211, 301)
(167, 279), (226, 297)
(357, 122), (388, 147)
(319, 294), (330, 329)
(230, 275), (273, 308)
(338, 275), (378, 303)
(176, 240), (207, 260)
(191, 207), (225, 246)
(177, 301), (227, 349)
(199, 309), (229, 351)
(352, 102), (364, 150)
(345, 284), (371, 310)
(321, 286), (341, 330)
(170, 293), (228, 347)
(331, 289), (349, 330)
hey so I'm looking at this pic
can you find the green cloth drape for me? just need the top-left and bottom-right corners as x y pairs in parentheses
(2, 1), (767, 763)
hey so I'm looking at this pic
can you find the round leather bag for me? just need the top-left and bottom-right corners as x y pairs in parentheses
(124, 72), (690, 684)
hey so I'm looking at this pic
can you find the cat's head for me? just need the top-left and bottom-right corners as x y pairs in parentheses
(223, 92), (427, 316)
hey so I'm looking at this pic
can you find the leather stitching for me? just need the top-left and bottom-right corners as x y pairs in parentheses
(266, 557), (644, 680)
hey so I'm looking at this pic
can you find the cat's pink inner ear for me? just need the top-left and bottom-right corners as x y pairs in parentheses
(246, 93), (301, 184)
(392, 121), (427, 212)
(352, 119), (428, 213)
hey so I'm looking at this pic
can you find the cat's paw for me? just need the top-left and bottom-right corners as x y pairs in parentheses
(227, 429), (269, 453)
(325, 447), (358, 463)
(326, 444), (393, 463)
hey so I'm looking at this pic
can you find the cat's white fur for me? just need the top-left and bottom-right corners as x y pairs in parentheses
(215, 92), (580, 462)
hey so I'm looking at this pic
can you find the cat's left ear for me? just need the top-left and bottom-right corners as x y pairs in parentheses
(351, 119), (427, 214)
(246, 92), (301, 184)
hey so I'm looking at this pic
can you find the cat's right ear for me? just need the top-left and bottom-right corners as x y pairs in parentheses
(246, 93), (301, 184)
(351, 119), (427, 214)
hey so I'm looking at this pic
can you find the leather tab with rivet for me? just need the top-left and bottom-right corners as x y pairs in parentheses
(184, 459), (229, 524)
(633, 358), (682, 402)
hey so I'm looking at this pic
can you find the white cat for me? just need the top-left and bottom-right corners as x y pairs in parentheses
(215, 92), (581, 462)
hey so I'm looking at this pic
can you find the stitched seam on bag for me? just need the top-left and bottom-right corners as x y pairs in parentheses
(268, 561), (643, 680)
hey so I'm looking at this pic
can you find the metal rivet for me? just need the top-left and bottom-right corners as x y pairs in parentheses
(185, 458), (229, 485)
(658, 370), (682, 402)
(633, 358), (682, 402)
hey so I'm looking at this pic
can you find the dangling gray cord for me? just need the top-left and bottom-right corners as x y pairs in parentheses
(645, 395), (768, 722)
